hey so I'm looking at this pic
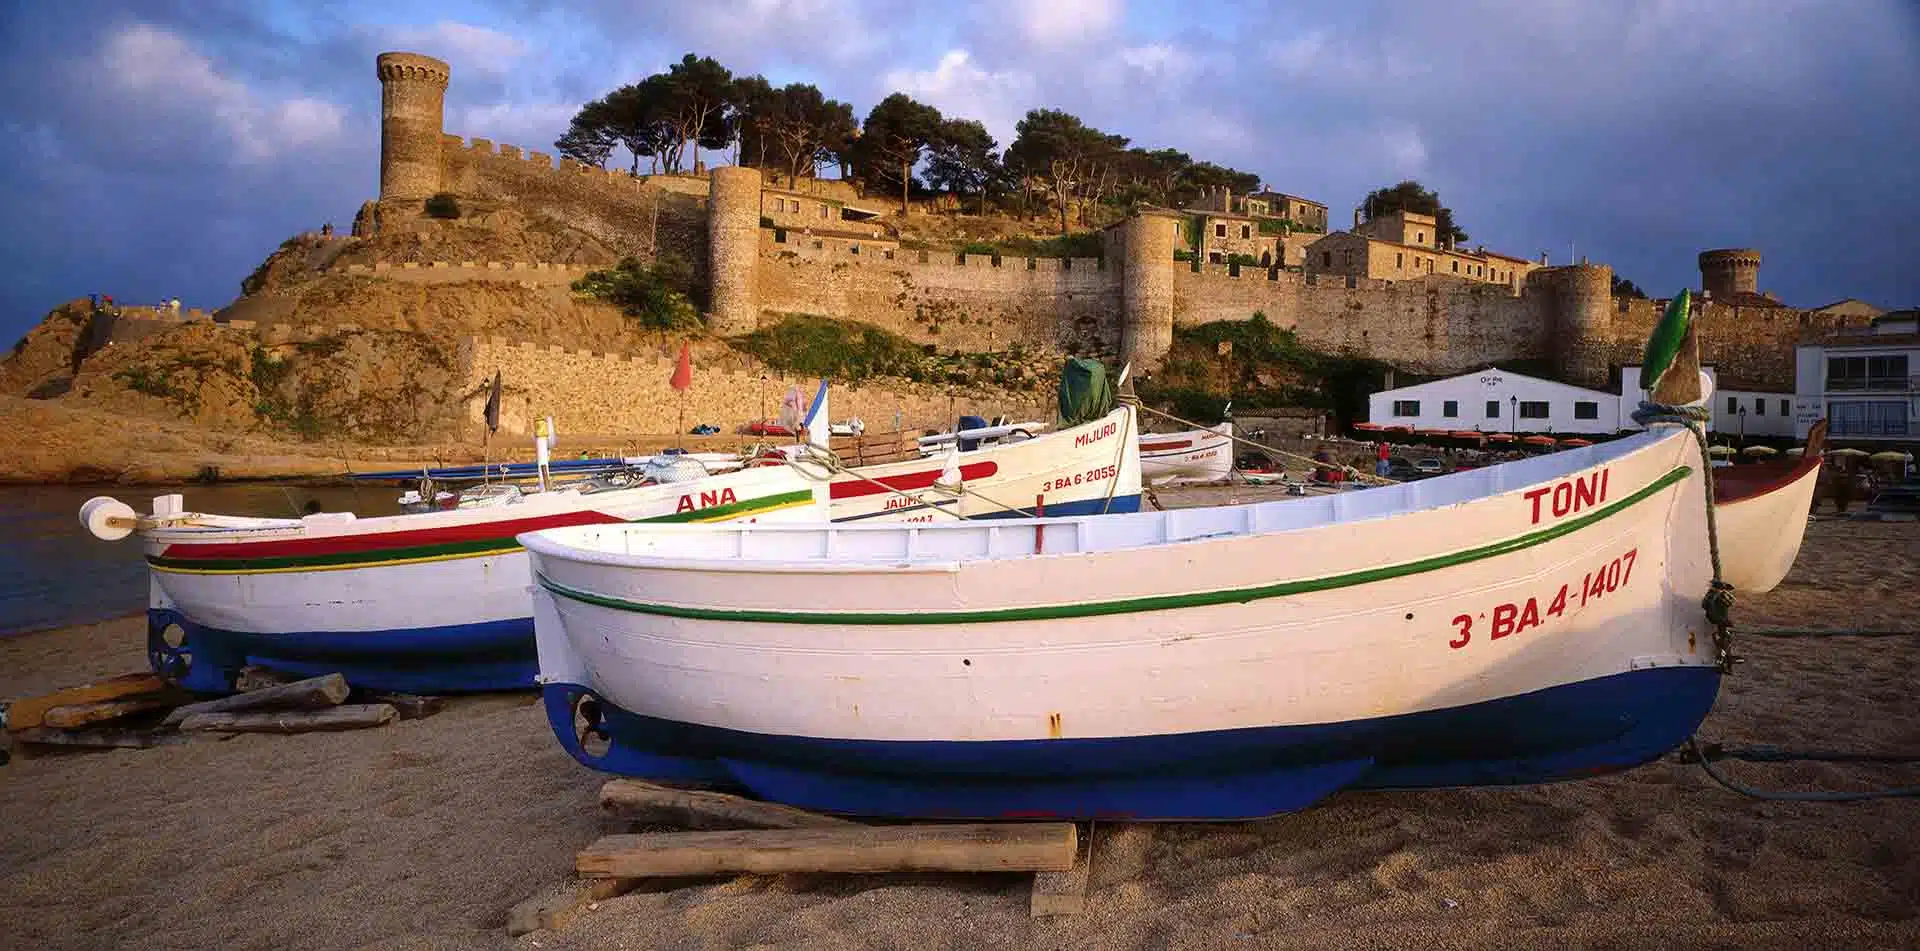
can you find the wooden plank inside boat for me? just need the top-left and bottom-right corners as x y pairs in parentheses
(577, 823), (1078, 878)
(828, 430), (923, 466)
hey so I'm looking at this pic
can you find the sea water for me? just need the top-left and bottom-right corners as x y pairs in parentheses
(0, 483), (401, 636)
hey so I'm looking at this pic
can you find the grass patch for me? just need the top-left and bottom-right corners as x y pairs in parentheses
(732, 314), (1040, 388)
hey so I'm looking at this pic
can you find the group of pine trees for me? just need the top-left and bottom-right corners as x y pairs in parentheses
(552, 53), (1267, 231)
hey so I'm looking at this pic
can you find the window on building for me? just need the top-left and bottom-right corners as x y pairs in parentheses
(1451, 261), (1459, 273)
(1240, 225), (1251, 239)
(1396, 252), (1404, 268)
(1780, 399), (1790, 415)
(1208, 251), (1223, 264)
(1824, 355), (1907, 390)
(1417, 231), (1425, 243)
(1829, 400), (1910, 437)
(1215, 223), (1227, 237)
(1486, 400), (1500, 419)
(1574, 401), (1599, 420)
(1323, 251), (1333, 267)
(1442, 400), (1459, 418)
(1519, 401), (1549, 419)
(819, 204), (829, 219)
(1393, 400), (1420, 417)
(1754, 400), (1766, 417)
(1726, 396), (1738, 413)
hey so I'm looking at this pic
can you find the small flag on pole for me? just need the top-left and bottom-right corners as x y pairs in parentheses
(483, 370), (502, 434)
(670, 341), (693, 392)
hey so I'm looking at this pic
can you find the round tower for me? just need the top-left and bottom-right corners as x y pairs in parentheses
(707, 166), (762, 336)
(376, 52), (450, 201)
(1698, 248), (1760, 299)
(1120, 212), (1179, 373)
(1548, 263), (1614, 389)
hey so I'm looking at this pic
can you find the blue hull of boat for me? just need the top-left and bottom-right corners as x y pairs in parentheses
(148, 608), (536, 695)
(541, 666), (1721, 820)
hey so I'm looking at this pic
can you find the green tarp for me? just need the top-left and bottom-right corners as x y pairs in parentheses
(1058, 357), (1114, 426)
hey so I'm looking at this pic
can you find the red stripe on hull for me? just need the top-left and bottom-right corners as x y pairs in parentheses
(830, 462), (1001, 499)
(1139, 440), (1194, 452)
(158, 510), (623, 560)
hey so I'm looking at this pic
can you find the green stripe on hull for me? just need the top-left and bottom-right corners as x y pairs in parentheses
(538, 466), (1693, 625)
(148, 488), (818, 573)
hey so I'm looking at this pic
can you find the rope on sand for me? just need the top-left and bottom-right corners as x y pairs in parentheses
(1680, 739), (1920, 803)
(1737, 627), (1920, 638)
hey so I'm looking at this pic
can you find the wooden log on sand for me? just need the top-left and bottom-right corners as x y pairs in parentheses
(599, 779), (860, 830)
(358, 692), (444, 720)
(161, 673), (350, 728)
(12, 726), (188, 750)
(4, 673), (166, 732)
(1030, 823), (1093, 917)
(577, 823), (1078, 878)
(506, 877), (641, 937)
(177, 703), (396, 734)
(233, 666), (298, 693)
(42, 695), (181, 729)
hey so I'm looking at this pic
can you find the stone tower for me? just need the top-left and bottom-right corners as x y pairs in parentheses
(376, 52), (450, 201)
(1120, 211), (1182, 373)
(1698, 248), (1760, 299)
(1545, 263), (1614, 389)
(707, 166), (762, 336)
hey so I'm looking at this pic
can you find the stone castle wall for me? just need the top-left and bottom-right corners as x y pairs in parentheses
(756, 233), (1121, 354)
(456, 335), (1053, 439)
(434, 137), (710, 272)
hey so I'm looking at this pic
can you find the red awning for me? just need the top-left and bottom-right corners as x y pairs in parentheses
(1522, 435), (1557, 446)
(1559, 438), (1594, 447)
(1449, 430), (1485, 440)
(1414, 428), (1453, 436)
(1485, 433), (1516, 443)
(1382, 425), (1412, 433)
(1352, 422), (1384, 431)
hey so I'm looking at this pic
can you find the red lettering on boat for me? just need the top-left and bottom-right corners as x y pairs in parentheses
(1073, 422), (1119, 448)
(1527, 469), (1610, 524)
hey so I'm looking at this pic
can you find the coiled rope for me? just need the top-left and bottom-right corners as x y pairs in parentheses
(1630, 400), (1738, 672)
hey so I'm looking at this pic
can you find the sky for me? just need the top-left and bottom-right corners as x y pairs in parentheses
(1, 0), (1917, 343)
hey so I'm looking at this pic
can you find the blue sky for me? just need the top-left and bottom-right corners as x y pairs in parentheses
(2, 0), (1917, 343)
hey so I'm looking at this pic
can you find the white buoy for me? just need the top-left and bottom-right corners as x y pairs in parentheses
(80, 496), (139, 541)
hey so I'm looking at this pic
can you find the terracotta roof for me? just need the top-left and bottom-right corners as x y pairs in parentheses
(1716, 291), (1787, 308)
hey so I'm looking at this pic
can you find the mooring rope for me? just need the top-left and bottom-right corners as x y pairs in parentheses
(1629, 400), (1920, 801)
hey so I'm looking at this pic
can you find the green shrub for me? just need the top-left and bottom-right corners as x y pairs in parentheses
(1258, 218), (1291, 236)
(1173, 249), (1195, 262)
(1226, 253), (1263, 268)
(732, 314), (927, 383)
(424, 193), (461, 219)
(572, 257), (701, 331)
(958, 241), (998, 257)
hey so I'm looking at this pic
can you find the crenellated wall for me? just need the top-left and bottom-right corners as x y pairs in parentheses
(756, 232), (1121, 354)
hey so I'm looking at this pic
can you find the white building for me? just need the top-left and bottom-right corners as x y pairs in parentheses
(1793, 311), (1919, 442)
(1368, 366), (1796, 437)
(1367, 368), (1626, 435)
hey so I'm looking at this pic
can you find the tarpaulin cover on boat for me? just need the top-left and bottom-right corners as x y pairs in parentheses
(1058, 358), (1114, 427)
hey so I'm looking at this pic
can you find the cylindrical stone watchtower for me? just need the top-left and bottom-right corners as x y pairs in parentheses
(1698, 248), (1760, 300)
(1547, 263), (1614, 389)
(1120, 211), (1181, 373)
(707, 166), (762, 336)
(376, 52), (450, 201)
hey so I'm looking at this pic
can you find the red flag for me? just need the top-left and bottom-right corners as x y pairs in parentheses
(670, 341), (693, 392)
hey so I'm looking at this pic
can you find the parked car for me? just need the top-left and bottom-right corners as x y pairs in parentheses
(1413, 458), (1447, 475)
(744, 420), (796, 437)
(688, 423), (720, 435)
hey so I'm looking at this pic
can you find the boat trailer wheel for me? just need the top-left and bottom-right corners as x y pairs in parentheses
(572, 693), (611, 759)
(148, 619), (192, 683)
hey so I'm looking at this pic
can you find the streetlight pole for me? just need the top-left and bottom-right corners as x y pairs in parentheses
(1738, 405), (1747, 446)
(760, 375), (769, 424)
(1509, 395), (1518, 438)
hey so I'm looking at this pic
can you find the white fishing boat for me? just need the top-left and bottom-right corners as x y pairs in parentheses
(525, 423), (1720, 819)
(81, 460), (827, 695)
(520, 293), (1758, 820)
(1709, 419), (1826, 593)
(1138, 420), (1234, 485)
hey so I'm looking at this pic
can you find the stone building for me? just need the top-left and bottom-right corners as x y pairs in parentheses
(1302, 210), (1540, 289)
(366, 49), (1877, 400)
(1245, 190), (1329, 232)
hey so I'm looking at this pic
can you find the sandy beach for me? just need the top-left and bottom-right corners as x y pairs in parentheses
(3, 514), (1917, 951)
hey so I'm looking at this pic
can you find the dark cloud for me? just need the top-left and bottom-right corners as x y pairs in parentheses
(1, 0), (1915, 345)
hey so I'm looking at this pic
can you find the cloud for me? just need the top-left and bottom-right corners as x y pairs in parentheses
(882, 50), (1037, 146)
(383, 21), (529, 71)
(95, 23), (347, 164)
(1010, 0), (1120, 46)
